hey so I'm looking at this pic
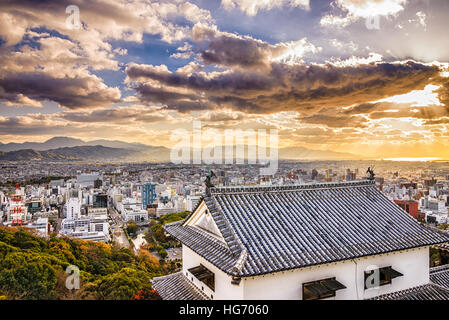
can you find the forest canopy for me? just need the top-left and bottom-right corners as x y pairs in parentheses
(0, 226), (168, 300)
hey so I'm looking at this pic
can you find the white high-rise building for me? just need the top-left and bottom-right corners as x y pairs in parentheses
(66, 197), (81, 219)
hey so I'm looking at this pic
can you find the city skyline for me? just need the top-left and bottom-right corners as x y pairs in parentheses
(1, 0), (449, 160)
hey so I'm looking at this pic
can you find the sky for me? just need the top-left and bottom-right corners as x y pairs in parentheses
(0, 0), (449, 159)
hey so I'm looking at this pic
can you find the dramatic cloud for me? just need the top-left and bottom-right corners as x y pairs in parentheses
(0, 115), (88, 136)
(0, 72), (121, 110)
(320, 14), (357, 28)
(321, 0), (408, 28)
(335, 0), (407, 18)
(1, 0), (449, 158)
(0, 0), (213, 48)
(198, 110), (247, 122)
(435, 77), (449, 108)
(126, 58), (441, 115)
(221, 0), (310, 16)
(57, 106), (170, 124)
(192, 23), (320, 69)
(298, 114), (368, 128)
(0, 0), (213, 108)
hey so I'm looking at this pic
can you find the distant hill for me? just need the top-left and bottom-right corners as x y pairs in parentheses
(279, 146), (357, 160)
(0, 137), (150, 152)
(0, 145), (134, 161)
(0, 137), (85, 152)
(0, 137), (360, 162)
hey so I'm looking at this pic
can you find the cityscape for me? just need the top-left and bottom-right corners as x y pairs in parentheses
(2, 156), (449, 300)
(1, 0), (449, 308)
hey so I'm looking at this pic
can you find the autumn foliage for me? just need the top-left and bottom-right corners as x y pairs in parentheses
(0, 226), (173, 300)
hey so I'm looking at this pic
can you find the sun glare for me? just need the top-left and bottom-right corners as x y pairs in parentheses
(375, 84), (442, 107)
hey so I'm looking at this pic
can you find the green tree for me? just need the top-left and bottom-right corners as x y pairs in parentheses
(126, 222), (138, 236)
(0, 226), (170, 300)
(0, 252), (57, 299)
(96, 268), (153, 300)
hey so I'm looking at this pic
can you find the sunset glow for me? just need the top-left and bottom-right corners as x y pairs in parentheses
(0, 0), (448, 159)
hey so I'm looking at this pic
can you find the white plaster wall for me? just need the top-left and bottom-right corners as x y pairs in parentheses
(181, 245), (429, 300)
(242, 246), (430, 300)
(356, 246), (429, 299)
(182, 245), (244, 300)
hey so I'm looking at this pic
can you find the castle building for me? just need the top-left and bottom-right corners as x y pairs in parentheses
(153, 180), (449, 300)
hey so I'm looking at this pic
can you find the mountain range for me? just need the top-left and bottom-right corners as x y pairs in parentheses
(0, 146), (133, 161)
(0, 137), (360, 162)
(0, 137), (149, 152)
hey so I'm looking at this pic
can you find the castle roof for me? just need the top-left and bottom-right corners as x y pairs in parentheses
(166, 180), (449, 277)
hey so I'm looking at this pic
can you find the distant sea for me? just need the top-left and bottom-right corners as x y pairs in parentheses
(382, 157), (443, 162)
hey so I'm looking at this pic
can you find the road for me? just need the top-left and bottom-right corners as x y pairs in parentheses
(108, 206), (131, 250)
(166, 247), (182, 261)
(109, 206), (125, 226)
(133, 232), (147, 252)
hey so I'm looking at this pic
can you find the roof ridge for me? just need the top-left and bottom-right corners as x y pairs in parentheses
(369, 283), (449, 300)
(151, 271), (183, 281)
(209, 180), (375, 194)
(232, 249), (248, 276)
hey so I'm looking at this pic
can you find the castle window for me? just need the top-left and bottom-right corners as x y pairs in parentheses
(302, 277), (346, 300)
(188, 264), (215, 291)
(364, 266), (403, 289)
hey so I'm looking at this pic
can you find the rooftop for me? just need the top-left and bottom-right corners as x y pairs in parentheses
(151, 272), (209, 300)
(166, 180), (449, 277)
(370, 283), (449, 300)
(430, 264), (449, 289)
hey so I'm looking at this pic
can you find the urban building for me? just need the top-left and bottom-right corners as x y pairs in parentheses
(87, 207), (108, 216)
(60, 215), (110, 242)
(93, 193), (108, 208)
(26, 217), (49, 238)
(122, 207), (149, 223)
(7, 184), (30, 225)
(142, 182), (156, 209)
(76, 173), (102, 188)
(394, 200), (420, 219)
(66, 197), (81, 219)
(186, 195), (201, 212)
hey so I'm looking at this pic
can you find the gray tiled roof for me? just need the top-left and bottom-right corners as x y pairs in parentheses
(370, 283), (449, 300)
(152, 272), (209, 300)
(430, 265), (449, 289)
(164, 221), (239, 274)
(166, 180), (449, 277)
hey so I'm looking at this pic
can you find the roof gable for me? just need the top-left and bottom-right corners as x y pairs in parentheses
(184, 200), (224, 241)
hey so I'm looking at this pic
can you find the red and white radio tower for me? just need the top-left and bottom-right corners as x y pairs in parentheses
(10, 183), (24, 226)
